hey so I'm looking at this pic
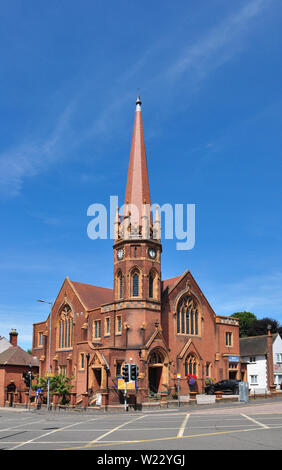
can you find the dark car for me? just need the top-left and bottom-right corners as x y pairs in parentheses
(205, 379), (241, 395)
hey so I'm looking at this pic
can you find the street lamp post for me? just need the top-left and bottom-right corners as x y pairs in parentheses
(37, 299), (53, 410)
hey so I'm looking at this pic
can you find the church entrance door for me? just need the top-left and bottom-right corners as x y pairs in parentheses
(147, 349), (169, 395)
(93, 368), (102, 392)
(148, 366), (162, 394)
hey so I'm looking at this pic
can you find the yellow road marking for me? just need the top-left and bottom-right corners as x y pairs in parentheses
(61, 423), (281, 450)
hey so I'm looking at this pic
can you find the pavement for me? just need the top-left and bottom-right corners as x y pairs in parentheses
(1, 397), (282, 451)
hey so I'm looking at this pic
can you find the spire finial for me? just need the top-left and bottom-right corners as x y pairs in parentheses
(136, 92), (142, 111)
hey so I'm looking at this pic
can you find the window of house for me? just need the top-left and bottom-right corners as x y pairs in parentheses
(249, 356), (256, 363)
(205, 363), (211, 377)
(225, 332), (232, 346)
(93, 320), (101, 339)
(250, 375), (258, 384)
(276, 353), (282, 363)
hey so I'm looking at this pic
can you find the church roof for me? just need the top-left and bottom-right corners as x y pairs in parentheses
(162, 275), (182, 293)
(162, 271), (189, 294)
(69, 280), (113, 310)
(0, 345), (38, 367)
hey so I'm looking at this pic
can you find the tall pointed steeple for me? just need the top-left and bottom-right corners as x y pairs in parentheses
(124, 95), (151, 228)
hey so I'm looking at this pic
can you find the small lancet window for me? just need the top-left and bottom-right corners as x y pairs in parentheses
(149, 274), (154, 298)
(132, 272), (139, 297)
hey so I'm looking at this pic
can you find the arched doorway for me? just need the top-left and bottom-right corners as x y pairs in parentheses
(147, 349), (169, 395)
(89, 353), (107, 393)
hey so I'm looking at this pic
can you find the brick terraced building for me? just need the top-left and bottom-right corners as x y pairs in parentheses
(32, 97), (240, 407)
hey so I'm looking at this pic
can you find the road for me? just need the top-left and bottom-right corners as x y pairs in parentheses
(1, 398), (282, 451)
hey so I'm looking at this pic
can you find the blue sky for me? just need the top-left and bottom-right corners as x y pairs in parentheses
(0, 0), (282, 350)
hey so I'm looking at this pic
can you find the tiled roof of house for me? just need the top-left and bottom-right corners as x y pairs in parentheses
(0, 346), (38, 367)
(69, 280), (113, 310)
(240, 333), (278, 356)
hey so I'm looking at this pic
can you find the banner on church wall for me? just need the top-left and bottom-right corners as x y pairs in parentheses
(228, 356), (240, 363)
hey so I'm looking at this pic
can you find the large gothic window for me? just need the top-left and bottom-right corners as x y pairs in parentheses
(176, 295), (200, 336)
(57, 305), (74, 349)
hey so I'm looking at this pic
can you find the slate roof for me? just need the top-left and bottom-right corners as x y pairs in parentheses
(0, 346), (39, 367)
(162, 271), (189, 294)
(69, 280), (113, 310)
(240, 333), (278, 356)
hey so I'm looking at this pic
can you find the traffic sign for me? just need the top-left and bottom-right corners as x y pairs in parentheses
(117, 377), (136, 391)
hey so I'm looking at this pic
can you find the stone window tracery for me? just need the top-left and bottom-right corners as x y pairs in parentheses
(57, 304), (73, 350)
(185, 354), (198, 376)
(176, 295), (200, 336)
(148, 351), (164, 364)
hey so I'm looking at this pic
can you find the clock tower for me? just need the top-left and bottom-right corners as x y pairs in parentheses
(113, 96), (162, 345)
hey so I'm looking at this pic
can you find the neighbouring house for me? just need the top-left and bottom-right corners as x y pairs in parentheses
(240, 329), (282, 394)
(0, 329), (39, 407)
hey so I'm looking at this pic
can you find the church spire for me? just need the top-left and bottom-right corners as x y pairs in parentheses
(123, 95), (151, 229)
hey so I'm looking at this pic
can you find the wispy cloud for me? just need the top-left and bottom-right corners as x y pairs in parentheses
(0, 0), (271, 199)
(0, 100), (75, 199)
(165, 0), (267, 84)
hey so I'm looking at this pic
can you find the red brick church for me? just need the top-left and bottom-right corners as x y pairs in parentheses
(32, 96), (240, 407)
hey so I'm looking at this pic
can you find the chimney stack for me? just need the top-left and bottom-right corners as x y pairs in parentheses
(266, 325), (275, 392)
(9, 329), (18, 347)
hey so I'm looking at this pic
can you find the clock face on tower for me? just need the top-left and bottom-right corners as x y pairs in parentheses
(148, 248), (156, 259)
(117, 248), (124, 260)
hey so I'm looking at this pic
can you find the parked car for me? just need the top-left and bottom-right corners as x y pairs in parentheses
(205, 379), (241, 395)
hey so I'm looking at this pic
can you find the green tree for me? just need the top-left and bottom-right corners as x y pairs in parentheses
(247, 317), (280, 337)
(230, 311), (257, 337)
(32, 374), (73, 405)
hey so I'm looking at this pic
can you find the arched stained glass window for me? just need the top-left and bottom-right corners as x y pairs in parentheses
(176, 295), (200, 336)
(185, 354), (198, 376)
(57, 305), (74, 349)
